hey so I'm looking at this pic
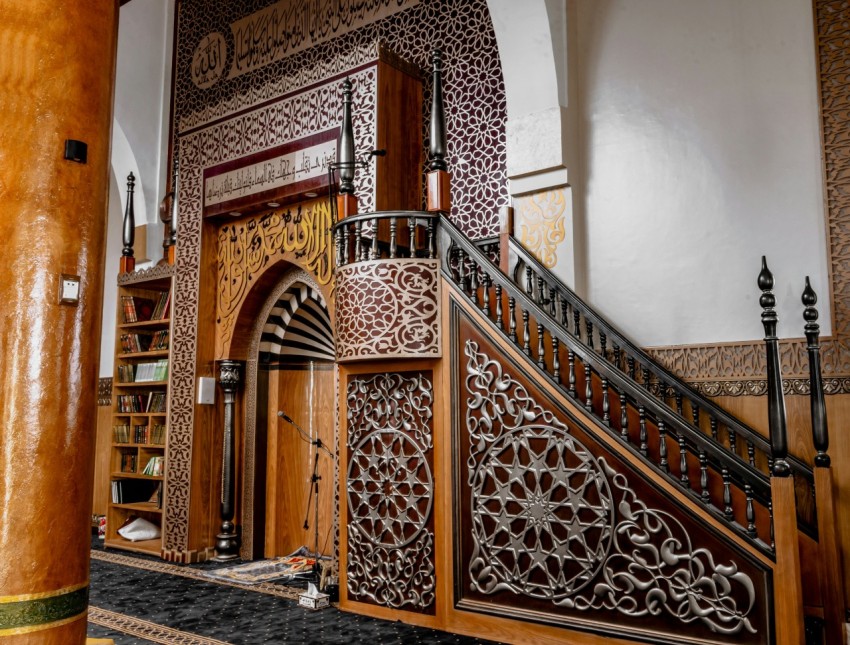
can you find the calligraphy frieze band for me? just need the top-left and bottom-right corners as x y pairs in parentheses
(203, 128), (338, 216)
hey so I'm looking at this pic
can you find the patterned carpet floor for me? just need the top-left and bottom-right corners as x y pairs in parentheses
(87, 536), (497, 644)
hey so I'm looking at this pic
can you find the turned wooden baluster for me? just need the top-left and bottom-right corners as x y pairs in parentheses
(573, 308), (581, 337)
(619, 393), (629, 441)
(522, 311), (531, 356)
(586, 319), (594, 350)
(722, 467), (733, 520)
(342, 224), (350, 264)
(427, 218), (435, 259)
(525, 266), (534, 297)
(638, 406), (647, 455)
(508, 297), (517, 343)
(552, 337), (560, 381)
(495, 284), (503, 329)
(710, 417), (719, 441)
(568, 351), (576, 397)
(536, 324), (545, 368)
(679, 432), (689, 488)
(613, 344), (621, 371)
(482, 273), (491, 316)
(389, 217), (398, 258)
(584, 364), (593, 411)
(745, 484), (756, 537)
(627, 356), (636, 381)
(699, 450), (709, 502)
(601, 378), (610, 425)
(408, 216), (417, 258)
(599, 331), (607, 359)
(370, 221), (378, 259)
(354, 220), (363, 261)
(658, 420), (669, 473)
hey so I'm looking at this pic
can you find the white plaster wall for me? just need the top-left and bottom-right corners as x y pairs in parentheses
(100, 171), (124, 378)
(114, 0), (174, 258)
(100, 0), (174, 377)
(575, 0), (829, 346)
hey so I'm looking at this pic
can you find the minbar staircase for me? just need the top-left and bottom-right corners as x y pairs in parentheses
(331, 48), (845, 645)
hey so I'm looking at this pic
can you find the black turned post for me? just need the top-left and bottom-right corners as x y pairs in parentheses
(335, 78), (358, 222)
(214, 360), (243, 561)
(427, 49), (450, 213)
(758, 257), (791, 477)
(428, 50), (447, 173)
(338, 78), (356, 196)
(120, 172), (136, 273)
(803, 277), (830, 467)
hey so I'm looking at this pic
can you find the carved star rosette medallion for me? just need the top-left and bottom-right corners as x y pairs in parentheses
(470, 425), (613, 599)
(345, 372), (436, 612)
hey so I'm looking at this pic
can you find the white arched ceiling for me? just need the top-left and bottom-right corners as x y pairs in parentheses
(486, 0), (570, 191)
(110, 119), (148, 227)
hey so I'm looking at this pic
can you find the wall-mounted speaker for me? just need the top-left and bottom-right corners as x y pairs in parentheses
(64, 139), (87, 164)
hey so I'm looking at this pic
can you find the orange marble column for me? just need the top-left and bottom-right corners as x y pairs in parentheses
(0, 2), (118, 643)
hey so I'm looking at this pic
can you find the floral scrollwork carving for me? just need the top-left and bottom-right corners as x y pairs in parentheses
(463, 340), (758, 637)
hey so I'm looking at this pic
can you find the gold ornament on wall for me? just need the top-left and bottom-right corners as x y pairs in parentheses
(216, 199), (333, 355)
(517, 188), (567, 269)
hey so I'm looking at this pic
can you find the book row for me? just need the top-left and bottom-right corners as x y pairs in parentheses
(116, 392), (167, 413)
(141, 456), (165, 477)
(118, 359), (169, 383)
(111, 479), (162, 507)
(120, 332), (169, 354)
(120, 453), (137, 473)
(121, 291), (171, 324)
(113, 424), (166, 445)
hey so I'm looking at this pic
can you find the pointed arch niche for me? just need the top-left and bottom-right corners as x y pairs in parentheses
(226, 262), (336, 562)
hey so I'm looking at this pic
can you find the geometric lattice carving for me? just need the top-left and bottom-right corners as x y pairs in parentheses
(336, 260), (441, 362)
(175, 0), (508, 238)
(463, 339), (759, 638)
(346, 372), (435, 612)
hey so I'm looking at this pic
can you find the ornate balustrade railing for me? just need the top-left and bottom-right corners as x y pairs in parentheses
(507, 238), (816, 537)
(334, 210), (439, 265)
(436, 218), (784, 555)
(333, 211), (815, 554)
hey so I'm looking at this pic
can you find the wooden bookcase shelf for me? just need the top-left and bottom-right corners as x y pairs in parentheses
(105, 269), (173, 558)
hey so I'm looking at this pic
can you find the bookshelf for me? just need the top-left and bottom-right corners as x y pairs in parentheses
(105, 269), (173, 556)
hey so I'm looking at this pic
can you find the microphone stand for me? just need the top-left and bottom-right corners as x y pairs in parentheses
(278, 411), (333, 586)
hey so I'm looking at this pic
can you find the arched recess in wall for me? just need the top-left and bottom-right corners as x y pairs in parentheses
(236, 265), (336, 561)
(486, 0), (567, 181)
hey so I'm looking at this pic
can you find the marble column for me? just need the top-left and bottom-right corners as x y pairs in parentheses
(0, 2), (118, 643)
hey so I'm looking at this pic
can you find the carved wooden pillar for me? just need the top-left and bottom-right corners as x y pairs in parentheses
(214, 360), (243, 561)
(802, 278), (846, 643)
(0, 2), (118, 643)
(758, 258), (804, 645)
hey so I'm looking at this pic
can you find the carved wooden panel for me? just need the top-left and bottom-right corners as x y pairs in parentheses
(451, 302), (773, 644)
(345, 371), (435, 613)
(216, 200), (334, 358)
(335, 259), (441, 362)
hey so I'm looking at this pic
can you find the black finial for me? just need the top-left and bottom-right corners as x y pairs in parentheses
(803, 276), (830, 467)
(759, 257), (790, 477)
(338, 78), (356, 195)
(428, 49), (448, 172)
(122, 172), (136, 258)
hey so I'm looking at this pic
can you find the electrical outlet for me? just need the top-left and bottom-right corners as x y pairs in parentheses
(59, 274), (81, 305)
